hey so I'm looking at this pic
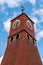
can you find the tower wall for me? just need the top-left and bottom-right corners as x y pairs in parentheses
(1, 13), (42, 65)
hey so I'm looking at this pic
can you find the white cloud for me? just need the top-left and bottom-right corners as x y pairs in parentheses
(30, 17), (39, 24)
(0, 56), (3, 64)
(33, 8), (43, 14)
(3, 11), (21, 32)
(0, 5), (5, 11)
(30, 14), (43, 42)
(40, 1), (43, 8)
(0, 0), (6, 5)
(30, 15), (41, 33)
(30, 9), (43, 24)
(28, 0), (36, 5)
(42, 59), (43, 64)
(3, 19), (11, 32)
(30, 8), (43, 35)
(5, 0), (21, 8)
(32, 9), (43, 22)
(36, 30), (43, 41)
(0, 0), (36, 8)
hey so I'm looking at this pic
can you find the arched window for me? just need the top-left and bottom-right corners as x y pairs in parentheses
(10, 36), (14, 42)
(32, 38), (34, 44)
(16, 33), (19, 39)
(26, 33), (30, 40)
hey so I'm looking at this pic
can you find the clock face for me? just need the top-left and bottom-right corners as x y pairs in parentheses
(26, 20), (32, 30)
(12, 20), (20, 29)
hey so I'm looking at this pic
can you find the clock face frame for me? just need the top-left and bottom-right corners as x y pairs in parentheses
(12, 20), (20, 29)
(26, 20), (32, 30)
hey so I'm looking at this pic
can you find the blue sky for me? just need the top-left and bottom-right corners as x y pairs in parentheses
(0, 0), (43, 64)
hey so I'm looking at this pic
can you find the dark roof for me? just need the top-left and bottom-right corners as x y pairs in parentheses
(11, 13), (34, 24)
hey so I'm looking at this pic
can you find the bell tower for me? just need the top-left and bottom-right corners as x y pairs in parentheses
(1, 13), (42, 65)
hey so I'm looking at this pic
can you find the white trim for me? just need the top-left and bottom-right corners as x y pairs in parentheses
(12, 20), (20, 29)
(26, 20), (32, 30)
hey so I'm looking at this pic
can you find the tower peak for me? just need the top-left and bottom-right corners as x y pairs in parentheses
(21, 5), (25, 13)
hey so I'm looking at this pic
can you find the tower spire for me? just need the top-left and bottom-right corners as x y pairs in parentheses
(21, 5), (24, 13)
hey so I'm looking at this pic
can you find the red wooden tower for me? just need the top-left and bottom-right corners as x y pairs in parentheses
(1, 13), (42, 65)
